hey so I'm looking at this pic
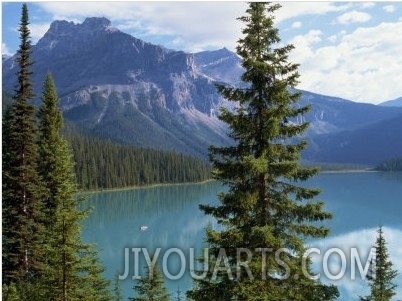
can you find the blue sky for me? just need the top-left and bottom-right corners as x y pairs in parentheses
(2, 1), (402, 104)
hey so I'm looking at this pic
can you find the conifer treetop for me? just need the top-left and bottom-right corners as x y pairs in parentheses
(360, 226), (398, 301)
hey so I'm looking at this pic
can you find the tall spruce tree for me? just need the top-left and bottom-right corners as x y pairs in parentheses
(129, 264), (170, 301)
(188, 3), (338, 300)
(360, 227), (398, 301)
(37, 73), (112, 300)
(2, 3), (44, 283)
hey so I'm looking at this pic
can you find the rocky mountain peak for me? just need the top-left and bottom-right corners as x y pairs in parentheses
(47, 20), (75, 34)
(81, 17), (112, 30)
(46, 17), (116, 35)
(34, 17), (123, 61)
(3, 15), (402, 161)
(3, 16), (213, 109)
(37, 17), (118, 50)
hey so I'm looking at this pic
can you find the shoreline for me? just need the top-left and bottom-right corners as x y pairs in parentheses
(77, 166), (385, 195)
(78, 178), (216, 195)
(77, 167), (384, 195)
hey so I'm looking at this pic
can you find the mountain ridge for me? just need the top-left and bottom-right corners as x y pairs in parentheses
(3, 17), (232, 157)
(379, 97), (402, 107)
(305, 113), (402, 165)
(2, 16), (402, 163)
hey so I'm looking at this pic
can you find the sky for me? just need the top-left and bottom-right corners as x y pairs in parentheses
(2, 1), (402, 104)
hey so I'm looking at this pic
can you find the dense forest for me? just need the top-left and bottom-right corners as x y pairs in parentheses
(63, 127), (212, 190)
(4, 91), (212, 191)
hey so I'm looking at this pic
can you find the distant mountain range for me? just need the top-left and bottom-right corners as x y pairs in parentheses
(3, 17), (402, 164)
(304, 114), (402, 165)
(379, 97), (402, 107)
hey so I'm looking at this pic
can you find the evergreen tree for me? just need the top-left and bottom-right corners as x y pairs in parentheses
(188, 3), (338, 300)
(113, 270), (123, 301)
(75, 243), (113, 301)
(63, 129), (212, 191)
(37, 73), (112, 300)
(2, 2), (44, 283)
(129, 264), (170, 301)
(2, 283), (21, 301)
(360, 227), (398, 301)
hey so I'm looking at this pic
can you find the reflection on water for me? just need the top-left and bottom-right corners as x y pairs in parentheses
(309, 226), (402, 300)
(380, 171), (402, 182)
(80, 181), (225, 300)
(81, 173), (402, 300)
(81, 182), (222, 222)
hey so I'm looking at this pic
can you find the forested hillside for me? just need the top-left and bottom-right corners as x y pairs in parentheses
(3, 91), (212, 191)
(63, 126), (212, 190)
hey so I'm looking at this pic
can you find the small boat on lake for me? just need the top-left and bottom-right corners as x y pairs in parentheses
(139, 225), (148, 231)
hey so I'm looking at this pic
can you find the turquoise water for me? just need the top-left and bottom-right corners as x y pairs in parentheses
(82, 172), (402, 300)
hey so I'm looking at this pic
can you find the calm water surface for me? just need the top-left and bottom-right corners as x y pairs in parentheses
(82, 172), (402, 300)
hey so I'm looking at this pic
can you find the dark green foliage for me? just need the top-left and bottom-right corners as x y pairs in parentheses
(376, 157), (402, 171)
(1, 276), (49, 301)
(129, 264), (170, 301)
(37, 72), (66, 224)
(62, 127), (212, 190)
(2, 280), (31, 301)
(188, 3), (338, 300)
(2, 283), (21, 301)
(75, 243), (113, 301)
(2, 91), (14, 111)
(37, 73), (112, 300)
(3, 28), (113, 297)
(2, 3), (44, 282)
(360, 227), (398, 301)
(113, 270), (123, 301)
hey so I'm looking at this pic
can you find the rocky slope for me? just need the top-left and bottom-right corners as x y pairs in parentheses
(3, 17), (231, 157)
(3, 17), (402, 163)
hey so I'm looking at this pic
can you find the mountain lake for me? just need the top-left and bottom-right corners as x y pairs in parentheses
(81, 172), (402, 300)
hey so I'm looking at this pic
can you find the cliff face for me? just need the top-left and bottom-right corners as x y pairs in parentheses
(2, 17), (232, 157)
(3, 17), (402, 163)
(10, 17), (220, 114)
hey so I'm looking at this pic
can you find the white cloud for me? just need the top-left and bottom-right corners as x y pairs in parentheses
(327, 35), (337, 43)
(20, 2), (402, 103)
(360, 2), (376, 9)
(337, 11), (372, 24)
(383, 5), (395, 13)
(275, 2), (351, 23)
(36, 2), (247, 52)
(289, 30), (323, 69)
(290, 21), (402, 103)
(292, 21), (302, 29)
(34, 2), (353, 53)
(2, 43), (11, 55)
